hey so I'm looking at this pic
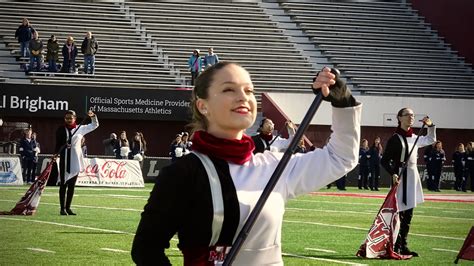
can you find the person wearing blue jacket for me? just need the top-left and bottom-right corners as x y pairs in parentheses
(358, 139), (371, 190)
(423, 144), (435, 191)
(19, 128), (38, 184)
(452, 143), (467, 192)
(369, 136), (383, 191)
(188, 49), (203, 86)
(430, 141), (446, 192)
(15, 18), (35, 58)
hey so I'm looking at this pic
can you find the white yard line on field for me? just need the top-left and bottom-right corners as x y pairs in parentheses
(283, 252), (366, 265)
(305, 247), (337, 253)
(37, 193), (148, 200)
(286, 207), (474, 221)
(101, 248), (129, 253)
(0, 216), (135, 235)
(292, 199), (474, 211)
(26, 247), (56, 253)
(0, 186), (149, 192)
(293, 199), (380, 206)
(0, 199), (142, 212)
(284, 220), (465, 241)
(442, 210), (465, 214)
(432, 248), (459, 253)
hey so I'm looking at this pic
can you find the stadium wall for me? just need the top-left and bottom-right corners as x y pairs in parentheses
(411, 0), (474, 64)
(0, 83), (192, 157)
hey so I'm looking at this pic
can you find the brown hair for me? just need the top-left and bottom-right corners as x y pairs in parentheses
(189, 61), (239, 133)
(64, 110), (76, 117)
(396, 107), (410, 125)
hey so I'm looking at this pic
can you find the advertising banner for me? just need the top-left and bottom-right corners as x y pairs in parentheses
(0, 156), (23, 185)
(76, 158), (144, 187)
(0, 83), (192, 121)
(37, 155), (170, 183)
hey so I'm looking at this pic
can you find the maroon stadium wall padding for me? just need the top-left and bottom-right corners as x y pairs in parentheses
(411, 0), (474, 64)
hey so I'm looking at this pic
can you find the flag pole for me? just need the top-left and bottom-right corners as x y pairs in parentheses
(223, 89), (325, 265)
(0, 113), (91, 215)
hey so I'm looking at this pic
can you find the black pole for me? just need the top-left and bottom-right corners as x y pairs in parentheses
(223, 91), (324, 265)
(397, 123), (427, 177)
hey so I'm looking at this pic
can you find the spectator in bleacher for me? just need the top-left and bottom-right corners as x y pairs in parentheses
(131, 63), (361, 265)
(114, 130), (130, 159)
(430, 140), (446, 192)
(358, 138), (370, 190)
(452, 143), (467, 192)
(81, 32), (99, 74)
(19, 128), (38, 184)
(15, 18), (35, 58)
(369, 136), (383, 191)
(28, 31), (43, 73)
(204, 47), (219, 69)
(381, 108), (435, 257)
(102, 132), (118, 156)
(46, 35), (60, 72)
(61, 36), (78, 73)
(188, 49), (203, 85)
(251, 118), (295, 154)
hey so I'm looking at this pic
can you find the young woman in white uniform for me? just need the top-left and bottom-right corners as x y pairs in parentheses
(132, 62), (362, 265)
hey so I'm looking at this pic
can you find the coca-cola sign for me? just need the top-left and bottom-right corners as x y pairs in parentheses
(77, 158), (144, 187)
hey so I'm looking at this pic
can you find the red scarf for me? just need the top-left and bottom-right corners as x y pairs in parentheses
(65, 122), (77, 129)
(192, 131), (255, 165)
(259, 132), (273, 142)
(395, 126), (413, 137)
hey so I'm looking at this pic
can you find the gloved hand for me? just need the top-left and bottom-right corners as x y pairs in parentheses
(312, 67), (358, 108)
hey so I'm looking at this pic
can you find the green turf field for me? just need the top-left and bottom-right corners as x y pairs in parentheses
(0, 185), (473, 265)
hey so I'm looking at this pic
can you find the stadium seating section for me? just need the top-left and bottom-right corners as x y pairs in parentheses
(1, 0), (473, 100)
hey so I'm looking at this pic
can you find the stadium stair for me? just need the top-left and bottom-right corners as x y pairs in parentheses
(277, 0), (474, 98)
(0, 1), (185, 89)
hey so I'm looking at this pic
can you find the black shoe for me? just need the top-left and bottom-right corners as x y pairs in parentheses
(66, 209), (76, 215)
(60, 210), (68, 215)
(375, 188), (380, 191)
(400, 248), (419, 257)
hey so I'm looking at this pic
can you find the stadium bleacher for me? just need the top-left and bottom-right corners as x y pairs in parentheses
(0, 1), (184, 89)
(0, 0), (473, 99)
(278, 0), (474, 98)
(124, 1), (317, 94)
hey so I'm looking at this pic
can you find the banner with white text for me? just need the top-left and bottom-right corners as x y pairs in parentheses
(77, 158), (144, 188)
(0, 156), (23, 185)
(0, 83), (192, 121)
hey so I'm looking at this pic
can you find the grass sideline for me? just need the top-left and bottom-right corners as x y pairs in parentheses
(0, 184), (472, 265)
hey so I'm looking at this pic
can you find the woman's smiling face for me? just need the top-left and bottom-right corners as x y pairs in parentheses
(197, 64), (257, 139)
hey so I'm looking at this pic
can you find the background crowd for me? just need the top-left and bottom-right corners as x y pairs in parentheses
(15, 18), (98, 74)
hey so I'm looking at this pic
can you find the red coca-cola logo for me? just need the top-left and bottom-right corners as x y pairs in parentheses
(101, 161), (127, 179)
(82, 160), (128, 179)
(83, 163), (98, 177)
